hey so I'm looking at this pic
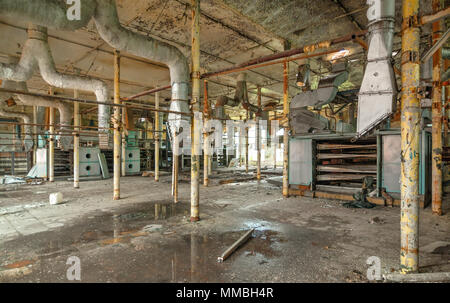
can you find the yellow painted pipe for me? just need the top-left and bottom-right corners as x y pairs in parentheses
(203, 79), (209, 187)
(282, 62), (289, 197)
(190, 0), (200, 221)
(400, 0), (420, 273)
(155, 91), (160, 182)
(431, 0), (443, 216)
(113, 50), (121, 200)
(73, 89), (80, 189)
(49, 106), (54, 182)
(256, 86), (261, 181)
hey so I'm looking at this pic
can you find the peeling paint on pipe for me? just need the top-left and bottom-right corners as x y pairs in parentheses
(400, 0), (421, 274)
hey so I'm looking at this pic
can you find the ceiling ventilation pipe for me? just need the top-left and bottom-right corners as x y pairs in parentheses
(215, 73), (261, 119)
(1, 78), (73, 149)
(355, 0), (397, 138)
(0, 94), (33, 151)
(93, 0), (190, 133)
(0, 25), (110, 144)
(0, 0), (190, 136)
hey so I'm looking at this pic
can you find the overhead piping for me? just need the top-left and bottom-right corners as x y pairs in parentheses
(214, 73), (260, 119)
(93, 0), (190, 133)
(0, 25), (110, 144)
(0, 0), (191, 140)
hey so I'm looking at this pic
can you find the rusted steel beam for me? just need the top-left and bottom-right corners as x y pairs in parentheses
(431, 0), (443, 216)
(201, 31), (367, 79)
(400, 0), (421, 273)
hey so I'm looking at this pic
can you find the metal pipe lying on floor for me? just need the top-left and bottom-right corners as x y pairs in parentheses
(217, 229), (254, 263)
(384, 272), (450, 283)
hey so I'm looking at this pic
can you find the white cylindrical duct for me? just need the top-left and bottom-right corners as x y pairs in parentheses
(0, 25), (110, 140)
(93, 0), (190, 133)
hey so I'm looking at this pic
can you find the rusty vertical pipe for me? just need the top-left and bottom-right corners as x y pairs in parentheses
(431, 0), (443, 216)
(445, 59), (449, 145)
(190, 0), (200, 221)
(48, 107), (54, 182)
(256, 86), (261, 180)
(282, 62), (290, 197)
(203, 79), (209, 186)
(400, 0), (421, 273)
(73, 89), (80, 189)
(245, 110), (249, 173)
(32, 106), (37, 166)
(113, 50), (121, 200)
(48, 87), (54, 183)
(155, 91), (160, 182)
(273, 111), (277, 169)
(121, 107), (126, 177)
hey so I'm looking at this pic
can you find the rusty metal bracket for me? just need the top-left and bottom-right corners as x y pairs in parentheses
(401, 50), (420, 65)
(402, 15), (420, 31)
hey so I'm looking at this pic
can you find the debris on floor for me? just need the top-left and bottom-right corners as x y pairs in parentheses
(0, 176), (26, 185)
(343, 176), (376, 209)
(218, 229), (254, 263)
(49, 192), (64, 205)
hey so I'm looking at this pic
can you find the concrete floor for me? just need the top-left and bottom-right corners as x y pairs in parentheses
(0, 170), (449, 282)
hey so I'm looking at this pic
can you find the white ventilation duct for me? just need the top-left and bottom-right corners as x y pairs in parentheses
(0, 98), (33, 151)
(214, 73), (261, 119)
(0, 25), (110, 143)
(1, 77), (73, 150)
(356, 0), (397, 138)
(0, 0), (191, 138)
(93, 0), (190, 133)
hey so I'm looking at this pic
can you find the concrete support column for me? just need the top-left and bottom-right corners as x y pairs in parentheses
(190, 0), (200, 221)
(203, 79), (209, 187)
(48, 88), (54, 183)
(282, 62), (290, 197)
(431, 0), (443, 216)
(400, 0), (421, 273)
(256, 86), (261, 180)
(113, 50), (121, 200)
(73, 89), (80, 188)
(155, 91), (160, 182)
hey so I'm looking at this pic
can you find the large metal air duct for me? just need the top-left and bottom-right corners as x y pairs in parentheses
(356, 0), (397, 138)
(0, 0), (192, 142)
(1, 78), (73, 150)
(0, 25), (110, 143)
(214, 73), (260, 119)
(93, 0), (190, 134)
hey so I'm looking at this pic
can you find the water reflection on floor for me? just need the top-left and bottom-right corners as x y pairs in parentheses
(0, 201), (284, 282)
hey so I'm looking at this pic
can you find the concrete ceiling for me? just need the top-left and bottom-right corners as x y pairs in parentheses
(0, 0), (436, 120)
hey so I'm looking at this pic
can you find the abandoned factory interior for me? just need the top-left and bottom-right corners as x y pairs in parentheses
(0, 0), (449, 284)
